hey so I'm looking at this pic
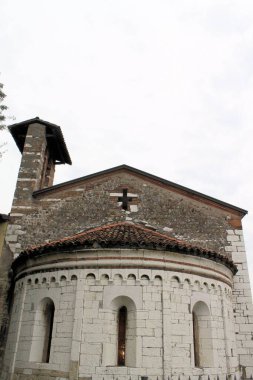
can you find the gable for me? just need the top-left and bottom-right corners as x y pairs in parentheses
(33, 164), (247, 217)
(12, 165), (245, 254)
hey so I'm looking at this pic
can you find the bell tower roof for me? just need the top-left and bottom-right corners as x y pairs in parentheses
(8, 117), (72, 165)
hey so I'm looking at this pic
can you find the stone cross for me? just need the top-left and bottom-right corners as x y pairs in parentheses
(118, 189), (133, 210)
(109, 189), (138, 211)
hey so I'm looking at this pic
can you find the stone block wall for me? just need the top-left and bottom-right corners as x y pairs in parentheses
(2, 261), (239, 380)
(226, 230), (253, 377)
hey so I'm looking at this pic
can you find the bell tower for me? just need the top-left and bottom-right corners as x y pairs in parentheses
(7, 117), (71, 257)
(9, 117), (72, 201)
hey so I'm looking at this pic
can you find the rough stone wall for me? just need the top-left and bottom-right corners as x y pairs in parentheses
(12, 123), (48, 202)
(2, 266), (237, 380)
(6, 122), (50, 256)
(7, 171), (241, 258)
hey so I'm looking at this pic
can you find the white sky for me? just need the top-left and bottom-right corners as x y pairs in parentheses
(1, 0), (253, 291)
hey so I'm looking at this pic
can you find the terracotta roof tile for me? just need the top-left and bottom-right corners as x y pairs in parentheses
(14, 222), (237, 274)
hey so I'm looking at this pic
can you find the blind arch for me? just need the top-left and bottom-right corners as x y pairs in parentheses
(192, 301), (213, 367)
(30, 297), (55, 363)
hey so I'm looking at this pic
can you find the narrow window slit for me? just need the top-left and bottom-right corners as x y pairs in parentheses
(43, 302), (55, 363)
(118, 306), (127, 366)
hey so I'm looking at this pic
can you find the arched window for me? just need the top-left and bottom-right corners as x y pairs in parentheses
(102, 296), (136, 367)
(30, 298), (55, 363)
(192, 301), (213, 367)
(118, 306), (127, 366)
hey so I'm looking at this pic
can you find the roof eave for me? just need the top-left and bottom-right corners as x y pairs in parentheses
(8, 117), (72, 165)
(12, 222), (238, 275)
(12, 242), (238, 276)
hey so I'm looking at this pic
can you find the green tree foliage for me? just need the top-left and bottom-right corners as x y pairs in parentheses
(0, 82), (8, 159)
(0, 82), (8, 130)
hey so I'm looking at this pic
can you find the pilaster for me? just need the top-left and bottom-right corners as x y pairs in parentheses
(69, 277), (84, 380)
(226, 229), (253, 377)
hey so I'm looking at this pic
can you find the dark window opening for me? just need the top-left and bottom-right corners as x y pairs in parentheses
(42, 302), (55, 363)
(118, 306), (127, 366)
(193, 311), (200, 367)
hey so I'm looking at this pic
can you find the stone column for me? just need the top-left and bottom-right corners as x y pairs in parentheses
(69, 277), (85, 380)
(8, 282), (27, 379)
(162, 278), (172, 379)
(221, 291), (239, 376)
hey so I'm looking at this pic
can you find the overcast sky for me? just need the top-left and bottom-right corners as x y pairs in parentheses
(1, 0), (253, 290)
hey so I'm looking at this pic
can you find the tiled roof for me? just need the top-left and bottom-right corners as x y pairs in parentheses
(14, 222), (237, 274)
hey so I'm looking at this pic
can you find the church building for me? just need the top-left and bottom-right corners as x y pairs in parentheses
(0, 117), (253, 380)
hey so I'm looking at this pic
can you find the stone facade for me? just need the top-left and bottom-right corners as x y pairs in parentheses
(1, 248), (238, 380)
(1, 118), (253, 380)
